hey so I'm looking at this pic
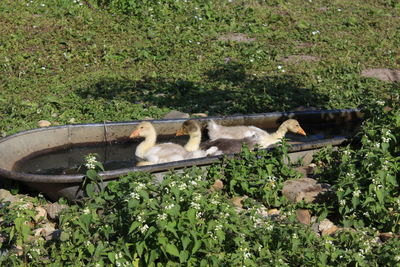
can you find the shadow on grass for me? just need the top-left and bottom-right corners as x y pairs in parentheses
(77, 62), (329, 115)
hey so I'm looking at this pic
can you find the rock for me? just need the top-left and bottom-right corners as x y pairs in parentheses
(268, 209), (280, 216)
(48, 229), (62, 241)
(311, 222), (320, 234)
(46, 203), (68, 220)
(218, 33), (256, 43)
(191, 113), (208, 117)
(34, 206), (47, 222)
(296, 209), (311, 225)
(361, 68), (400, 82)
(210, 179), (224, 192)
(231, 196), (248, 209)
(322, 225), (338, 236)
(38, 120), (51, 127)
(162, 110), (190, 119)
(318, 219), (334, 232)
(281, 55), (319, 64)
(282, 178), (333, 203)
(0, 189), (19, 203)
(379, 232), (394, 242)
(12, 245), (23, 256)
(43, 222), (56, 235)
(256, 206), (269, 218)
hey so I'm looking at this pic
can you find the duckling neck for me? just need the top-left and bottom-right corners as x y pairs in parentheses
(135, 132), (157, 158)
(184, 132), (201, 152)
(271, 123), (289, 140)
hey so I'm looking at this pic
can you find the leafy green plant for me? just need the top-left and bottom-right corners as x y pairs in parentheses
(207, 141), (301, 208)
(314, 97), (400, 232)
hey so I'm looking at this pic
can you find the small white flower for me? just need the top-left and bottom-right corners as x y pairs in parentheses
(395, 255), (400, 261)
(339, 199), (346, 206)
(277, 65), (282, 70)
(292, 233), (298, 239)
(191, 202), (201, 210)
(83, 207), (90, 214)
(193, 194), (202, 202)
(196, 212), (203, 219)
(250, 59), (254, 62)
(135, 183), (146, 191)
(41, 3), (45, 6)
(165, 204), (175, 210)
(376, 100), (385, 106)
(41, 66), (46, 69)
(353, 190), (361, 197)
(312, 30), (320, 35)
(130, 192), (140, 200)
(337, 8), (342, 11)
(215, 224), (223, 231)
(338, 187), (344, 192)
(210, 198), (219, 205)
(157, 213), (167, 220)
(140, 224), (149, 233)
(178, 183), (187, 190)
(243, 252), (251, 259)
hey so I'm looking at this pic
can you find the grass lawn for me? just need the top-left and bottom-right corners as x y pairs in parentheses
(1, 0), (398, 136)
(0, 0), (399, 266)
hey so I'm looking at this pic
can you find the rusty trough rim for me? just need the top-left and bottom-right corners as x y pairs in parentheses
(0, 108), (361, 184)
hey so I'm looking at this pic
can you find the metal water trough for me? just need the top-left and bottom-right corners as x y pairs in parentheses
(0, 109), (363, 201)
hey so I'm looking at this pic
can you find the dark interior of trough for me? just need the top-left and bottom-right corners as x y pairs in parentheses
(13, 121), (361, 176)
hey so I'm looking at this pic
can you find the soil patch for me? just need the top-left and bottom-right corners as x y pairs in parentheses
(361, 68), (400, 82)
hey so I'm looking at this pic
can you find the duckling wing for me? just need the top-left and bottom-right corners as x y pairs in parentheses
(208, 121), (266, 140)
(200, 139), (248, 154)
(144, 143), (188, 163)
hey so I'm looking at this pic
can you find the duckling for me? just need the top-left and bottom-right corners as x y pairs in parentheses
(200, 134), (260, 155)
(257, 119), (306, 148)
(207, 120), (265, 141)
(130, 121), (189, 165)
(207, 119), (306, 148)
(177, 120), (255, 155)
(176, 120), (220, 155)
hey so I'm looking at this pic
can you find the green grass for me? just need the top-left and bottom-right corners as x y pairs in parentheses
(0, 0), (399, 136)
(0, 1), (399, 265)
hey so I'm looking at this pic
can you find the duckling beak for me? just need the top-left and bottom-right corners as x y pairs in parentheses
(297, 127), (306, 136)
(176, 128), (186, 136)
(129, 129), (141, 138)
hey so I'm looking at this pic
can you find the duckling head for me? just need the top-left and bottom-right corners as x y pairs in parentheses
(130, 121), (155, 138)
(284, 119), (306, 136)
(176, 120), (201, 137)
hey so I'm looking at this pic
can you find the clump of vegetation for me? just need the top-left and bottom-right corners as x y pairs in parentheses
(314, 96), (400, 232)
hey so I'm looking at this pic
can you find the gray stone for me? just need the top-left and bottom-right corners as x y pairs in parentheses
(296, 209), (311, 225)
(46, 203), (68, 220)
(218, 33), (256, 43)
(361, 68), (400, 82)
(281, 55), (320, 64)
(162, 110), (190, 119)
(318, 219), (334, 232)
(0, 189), (19, 203)
(282, 178), (332, 203)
